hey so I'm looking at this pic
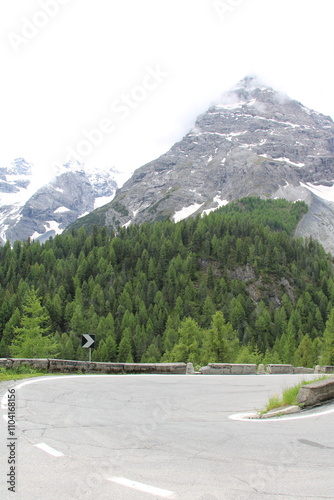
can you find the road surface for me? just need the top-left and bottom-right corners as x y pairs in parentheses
(1, 374), (333, 499)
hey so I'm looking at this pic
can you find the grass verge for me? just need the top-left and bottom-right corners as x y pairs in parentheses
(0, 366), (50, 383)
(262, 375), (330, 413)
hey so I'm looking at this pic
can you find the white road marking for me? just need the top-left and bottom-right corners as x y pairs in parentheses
(2, 392), (10, 422)
(229, 405), (334, 422)
(108, 476), (176, 498)
(1, 391), (8, 409)
(34, 442), (64, 457)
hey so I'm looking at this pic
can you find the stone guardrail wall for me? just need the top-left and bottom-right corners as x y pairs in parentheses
(315, 365), (334, 374)
(297, 378), (334, 407)
(266, 364), (294, 374)
(1, 358), (334, 375)
(0, 358), (187, 374)
(199, 363), (257, 375)
(266, 364), (315, 375)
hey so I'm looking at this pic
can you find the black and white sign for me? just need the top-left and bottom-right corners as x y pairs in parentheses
(82, 334), (95, 349)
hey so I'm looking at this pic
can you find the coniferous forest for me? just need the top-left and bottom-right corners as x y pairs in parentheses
(1, 197), (334, 368)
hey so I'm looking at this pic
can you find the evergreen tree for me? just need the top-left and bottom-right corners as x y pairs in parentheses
(105, 334), (117, 361)
(141, 343), (161, 363)
(0, 197), (332, 366)
(203, 311), (239, 364)
(168, 317), (203, 365)
(230, 298), (246, 340)
(282, 320), (297, 364)
(2, 308), (21, 344)
(294, 334), (315, 368)
(0, 338), (10, 357)
(10, 289), (58, 358)
(235, 345), (263, 365)
(118, 327), (134, 362)
(321, 308), (334, 365)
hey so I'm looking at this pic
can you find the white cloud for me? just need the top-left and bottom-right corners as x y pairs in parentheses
(0, 0), (333, 185)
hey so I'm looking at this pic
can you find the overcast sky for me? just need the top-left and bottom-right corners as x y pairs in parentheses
(1, 0), (334, 186)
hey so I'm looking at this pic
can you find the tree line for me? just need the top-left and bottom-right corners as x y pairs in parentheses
(0, 197), (333, 367)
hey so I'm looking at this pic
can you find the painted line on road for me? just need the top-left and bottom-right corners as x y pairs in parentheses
(107, 476), (176, 498)
(1, 391), (8, 409)
(2, 391), (10, 423)
(34, 442), (64, 457)
(229, 405), (334, 422)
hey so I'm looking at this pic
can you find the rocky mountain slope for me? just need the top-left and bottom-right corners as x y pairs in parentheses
(72, 76), (334, 253)
(0, 159), (117, 244)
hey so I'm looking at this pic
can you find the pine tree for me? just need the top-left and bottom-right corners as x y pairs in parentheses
(168, 317), (203, 365)
(203, 311), (239, 364)
(321, 308), (334, 365)
(105, 334), (117, 361)
(230, 298), (246, 339)
(141, 343), (161, 363)
(118, 327), (134, 362)
(294, 334), (315, 368)
(0, 338), (10, 357)
(254, 301), (272, 351)
(10, 289), (58, 358)
(200, 296), (216, 327)
(2, 308), (21, 344)
(282, 320), (297, 364)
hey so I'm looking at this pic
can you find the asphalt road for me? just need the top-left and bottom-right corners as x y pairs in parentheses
(1, 374), (334, 500)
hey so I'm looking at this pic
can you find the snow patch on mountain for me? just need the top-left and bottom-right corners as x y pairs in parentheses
(301, 182), (334, 202)
(45, 221), (62, 234)
(54, 206), (70, 213)
(273, 157), (305, 167)
(202, 196), (229, 216)
(173, 203), (204, 223)
(94, 195), (115, 209)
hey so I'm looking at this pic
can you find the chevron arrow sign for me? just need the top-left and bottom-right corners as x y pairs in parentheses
(82, 334), (95, 349)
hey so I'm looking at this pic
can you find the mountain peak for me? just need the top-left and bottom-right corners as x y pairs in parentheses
(212, 75), (277, 111)
(71, 77), (334, 253)
(6, 158), (33, 176)
(234, 74), (269, 90)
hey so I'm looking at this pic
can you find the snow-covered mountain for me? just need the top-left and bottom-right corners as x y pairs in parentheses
(70, 76), (334, 253)
(0, 159), (118, 244)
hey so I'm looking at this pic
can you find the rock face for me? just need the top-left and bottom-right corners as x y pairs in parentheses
(0, 160), (118, 244)
(73, 76), (334, 252)
(297, 378), (334, 406)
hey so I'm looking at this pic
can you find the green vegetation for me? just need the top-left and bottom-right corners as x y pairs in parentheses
(110, 200), (129, 217)
(0, 197), (333, 366)
(0, 365), (48, 382)
(10, 288), (59, 358)
(262, 376), (330, 413)
(321, 308), (334, 364)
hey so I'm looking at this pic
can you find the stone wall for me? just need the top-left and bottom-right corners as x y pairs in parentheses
(199, 363), (257, 375)
(297, 378), (334, 406)
(266, 364), (294, 374)
(0, 358), (187, 375)
(293, 367), (315, 374)
(315, 365), (334, 374)
(1, 358), (333, 376)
